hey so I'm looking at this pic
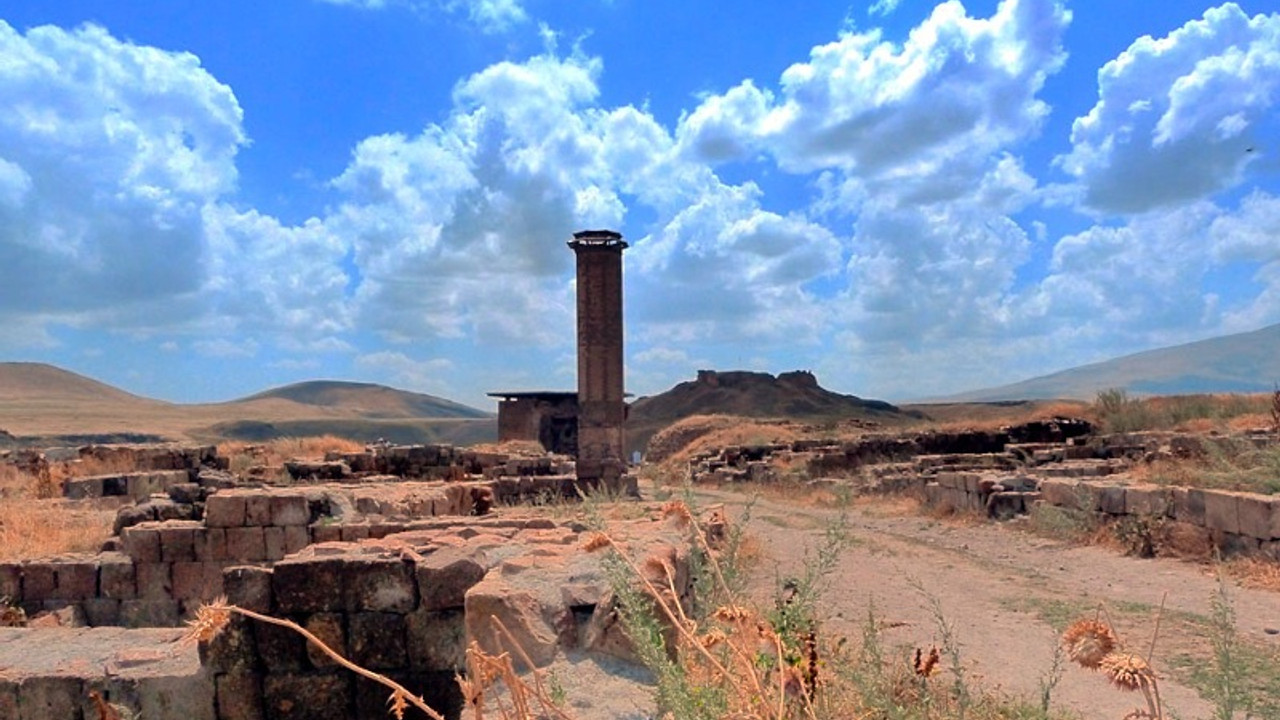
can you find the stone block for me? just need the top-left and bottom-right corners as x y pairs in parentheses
(215, 673), (264, 720)
(1203, 491), (1241, 534)
(136, 666), (215, 720)
(53, 561), (99, 600)
(21, 563), (55, 602)
(986, 492), (1024, 520)
(99, 553), (137, 600)
(225, 527), (267, 562)
(1172, 487), (1207, 525)
(173, 561), (206, 601)
(1236, 493), (1276, 541)
(120, 598), (180, 627)
(205, 494), (246, 528)
(1124, 485), (1171, 517)
(303, 613), (346, 669)
(16, 676), (83, 720)
(416, 547), (488, 611)
(263, 527), (286, 562)
(254, 620), (308, 672)
(224, 566), (274, 614)
(244, 495), (272, 526)
(310, 524), (341, 543)
(1212, 530), (1259, 556)
(262, 673), (351, 720)
(64, 475), (105, 499)
(83, 597), (122, 626)
(0, 563), (20, 599)
(407, 608), (467, 671)
(123, 526), (162, 563)
(195, 528), (227, 562)
(340, 524), (370, 542)
(200, 615), (257, 673)
(0, 682), (15, 720)
(136, 562), (172, 600)
(202, 562), (226, 600)
(1037, 478), (1082, 509)
(1097, 484), (1127, 515)
(159, 525), (199, 562)
(283, 526), (310, 556)
(349, 612), (408, 670)
(273, 558), (343, 614)
(466, 580), (560, 668)
(343, 557), (416, 613)
(270, 495), (309, 527)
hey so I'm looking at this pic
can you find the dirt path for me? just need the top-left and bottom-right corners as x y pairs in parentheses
(686, 486), (1280, 720)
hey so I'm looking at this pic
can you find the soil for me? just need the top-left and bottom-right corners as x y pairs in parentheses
(685, 485), (1280, 720)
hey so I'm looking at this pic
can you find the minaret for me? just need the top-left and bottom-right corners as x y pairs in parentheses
(568, 229), (627, 490)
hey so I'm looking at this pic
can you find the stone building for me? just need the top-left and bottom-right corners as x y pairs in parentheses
(486, 391), (579, 456)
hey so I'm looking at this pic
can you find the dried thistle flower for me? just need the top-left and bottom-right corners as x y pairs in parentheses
(913, 646), (940, 677)
(711, 605), (751, 624)
(1099, 653), (1156, 691)
(1062, 618), (1117, 669)
(387, 689), (410, 720)
(181, 596), (232, 646)
(662, 500), (692, 526)
(581, 531), (610, 552)
(699, 627), (728, 649)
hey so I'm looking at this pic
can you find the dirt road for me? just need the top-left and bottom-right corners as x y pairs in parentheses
(688, 486), (1280, 720)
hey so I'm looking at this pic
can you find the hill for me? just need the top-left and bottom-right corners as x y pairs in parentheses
(627, 369), (914, 454)
(0, 362), (494, 446)
(938, 322), (1280, 402)
(234, 380), (490, 420)
(0, 362), (162, 405)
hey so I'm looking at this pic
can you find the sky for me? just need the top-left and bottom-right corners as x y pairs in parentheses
(1, 0), (1278, 410)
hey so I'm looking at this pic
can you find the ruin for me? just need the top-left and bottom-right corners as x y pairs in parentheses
(486, 391), (579, 456)
(569, 230), (628, 490)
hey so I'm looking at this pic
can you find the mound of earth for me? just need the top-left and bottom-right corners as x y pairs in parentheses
(232, 380), (490, 419)
(628, 370), (916, 456)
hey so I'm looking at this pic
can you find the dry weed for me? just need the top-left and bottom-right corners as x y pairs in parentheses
(0, 498), (114, 561)
(1222, 556), (1280, 592)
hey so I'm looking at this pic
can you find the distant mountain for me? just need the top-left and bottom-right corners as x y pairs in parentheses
(937, 323), (1280, 402)
(234, 380), (491, 419)
(0, 363), (493, 444)
(627, 369), (914, 453)
(0, 362), (163, 405)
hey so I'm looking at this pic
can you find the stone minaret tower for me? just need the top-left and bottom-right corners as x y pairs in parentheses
(568, 229), (627, 490)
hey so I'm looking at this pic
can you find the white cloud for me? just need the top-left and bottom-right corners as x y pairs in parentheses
(1056, 3), (1280, 214)
(316, 0), (528, 33)
(0, 21), (244, 330)
(355, 351), (455, 393)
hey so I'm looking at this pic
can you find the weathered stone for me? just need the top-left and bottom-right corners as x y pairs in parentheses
(282, 526), (310, 556)
(120, 599), (180, 627)
(172, 562), (206, 601)
(406, 608), (467, 671)
(254, 619), (309, 673)
(1097, 484), (1127, 515)
(215, 673), (264, 720)
(224, 566), (274, 614)
(16, 676), (83, 720)
(1171, 487), (1207, 525)
(263, 527), (286, 562)
(245, 495), (272, 526)
(273, 558), (343, 614)
(225, 527), (267, 562)
(167, 483), (203, 505)
(21, 564), (55, 602)
(123, 526), (162, 563)
(194, 528), (227, 562)
(1204, 491), (1241, 534)
(343, 557), (416, 613)
(466, 581), (560, 668)
(1124, 485), (1171, 517)
(303, 613), (346, 669)
(99, 553), (137, 600)
(348, 612), (408, 670)
(0, 682), (16, 720)
(1237, 493), (1276, 541)
(159, 524), (199, 562)
(0, 563), (20, 599)
(200, 614), (257, 673)
(262, 673), (351, 720)
(415, 547), (488, 611)
(270, 495), (310, 527)
(53, 561), (98, 600)
(136, 562), (172, 600)
(205, 495), (246, 528)
(82, 598), (121, 627)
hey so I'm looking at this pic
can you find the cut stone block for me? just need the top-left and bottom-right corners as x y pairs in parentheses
(1203, 491), (1241, 534)
(273, 557), (343, 614)
(225, 527), (267, 562)
(223, 566), (273, 614)
(1237, 493), (1276, 541)
(262, 673), (351, 720)
(1124, 485), (1171, 517)
(53, 561), (98, 600)
(342, 557), (416, 613)
(122, 526), (162, 563)
(270, 495), (309, 527)
(205, 495), (246, 528)
(348, 612), (408, 670)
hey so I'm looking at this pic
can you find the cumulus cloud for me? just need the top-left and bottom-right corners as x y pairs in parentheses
(0, 21), (244, 328)
(316, 0), (528, 33)
(1057, 3), (1280, 214)
(355, 351), (456, 394)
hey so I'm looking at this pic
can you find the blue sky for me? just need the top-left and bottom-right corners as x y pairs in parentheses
(1, 0), (1278, 409)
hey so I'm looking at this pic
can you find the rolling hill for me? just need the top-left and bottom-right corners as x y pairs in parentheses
(0, 363), (494, 446)
(938, 322), (1280, 402)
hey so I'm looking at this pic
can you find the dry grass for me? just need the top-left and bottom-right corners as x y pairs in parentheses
(1222, 556), (1280, 592)
(468, 440), (548, 457)
(219, 434), (367, 473)
(0, 466), (114, 561)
